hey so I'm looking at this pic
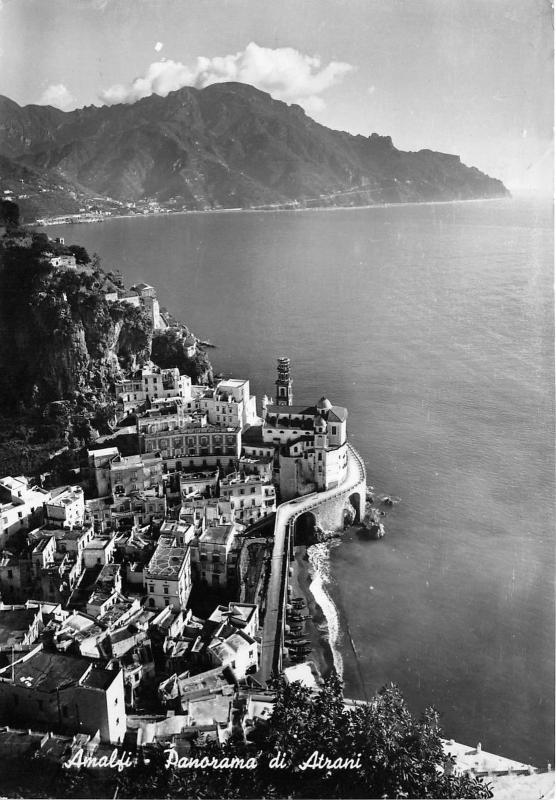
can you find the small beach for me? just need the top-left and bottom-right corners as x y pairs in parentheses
(288, 544), (340, 682)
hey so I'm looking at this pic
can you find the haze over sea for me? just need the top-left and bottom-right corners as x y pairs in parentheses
(46, 197), (554, 767)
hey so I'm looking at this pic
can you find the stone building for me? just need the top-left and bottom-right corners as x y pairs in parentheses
(0, 644), (126, 743)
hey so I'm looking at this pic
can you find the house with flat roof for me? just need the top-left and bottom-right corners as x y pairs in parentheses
(144, 537), (191, 611)
(219, 472), (276, 527)
(109, 452), (163, 496)
(45, 486), (85, 528)
(0, 644), (126, 743)
(0, 476), (50, 546)
(82, 537), (116, 569)
(196, 524), (238, 588)
(87, 447), (120, 497)
(0, 605), (42, 651)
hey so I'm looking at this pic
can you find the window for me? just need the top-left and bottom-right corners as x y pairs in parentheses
(164, 598), (170, 606)
(7, 570), (12, 579)
(331, 425), (337, 435)
(114, 697), (118, 705)
(149, 585), (154, 592)
(163, 587), (169, 594)
(149, 598), (155, 607)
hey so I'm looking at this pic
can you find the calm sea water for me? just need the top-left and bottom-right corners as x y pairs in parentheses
(46, 197), (554, 766)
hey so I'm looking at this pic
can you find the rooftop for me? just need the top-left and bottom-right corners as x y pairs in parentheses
(220, 472), (266, 487)
(83, 538), (113, 551)
(47, 486), (83, 504)
(241, 426), (266, 446)
(199, 525), (235, 546)
(88, 447), (120, 460)
(217, 379), (247, 389)
(4, 649), (90, 693)
(265, 404), (317, 417)
(145, 543), (189, 579)
(81, 667), (117, 690)
(0, 608), (38, 645)
(441, 739), (536, 777)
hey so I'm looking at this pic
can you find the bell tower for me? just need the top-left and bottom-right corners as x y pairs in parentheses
(275, 356), (293, 406)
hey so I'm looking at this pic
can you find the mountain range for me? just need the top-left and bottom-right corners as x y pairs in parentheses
(0, 82), (508, 220)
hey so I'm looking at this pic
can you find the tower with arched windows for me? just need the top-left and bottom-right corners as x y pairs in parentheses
(275, 357), (293, 406)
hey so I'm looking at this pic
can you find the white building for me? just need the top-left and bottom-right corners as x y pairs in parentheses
(141, 420), (242, 472)
(116, 366), (191, 414)
(44, 486), (85, 528)
(109, 452), (163, 496)
(0, 477), (50, 546)
(196, 524), (237, 588)
(179, 469), (219, 500)
(82, 537), (116, 569)
(0, 644), (126, 744)
(219, 472), (276, 526)
(262, 397), (349, 500)
(206, 630), (258, 680)
(208, 602), (259, 640)
(144, 536), (192, 611)
(88, 447), (120, 498)
(185, 378), (258, 430)
(48, 254), (76, 269)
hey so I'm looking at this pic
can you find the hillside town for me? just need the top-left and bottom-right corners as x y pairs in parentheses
(0, 307), (362, 757)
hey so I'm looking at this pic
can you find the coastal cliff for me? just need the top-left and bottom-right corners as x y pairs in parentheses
(0, 201), (212, 475)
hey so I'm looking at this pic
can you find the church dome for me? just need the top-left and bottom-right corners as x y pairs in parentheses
(317, 397), (332, 411)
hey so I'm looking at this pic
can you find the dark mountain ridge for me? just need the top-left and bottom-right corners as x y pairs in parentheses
(0, 82), (508, 217)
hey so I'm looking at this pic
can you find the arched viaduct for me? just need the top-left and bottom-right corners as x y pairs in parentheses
(259, 443), (367, 681)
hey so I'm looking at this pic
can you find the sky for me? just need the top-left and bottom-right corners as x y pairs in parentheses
(0, 0), (552, 194)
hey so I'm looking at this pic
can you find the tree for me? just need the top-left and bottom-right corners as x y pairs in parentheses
(0, 199), (20, 228)
(68, 244), (91, 264)
(112, 676), (493, 799)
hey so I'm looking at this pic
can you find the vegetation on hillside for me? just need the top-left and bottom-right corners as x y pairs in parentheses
(0, 200), (213, 476)
(152, 328), (213, 384)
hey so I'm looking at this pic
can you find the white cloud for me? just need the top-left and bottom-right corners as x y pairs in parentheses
(154, 41), (164, 53)
(99, 42), (355, 113)
(38, 83), (76, 111)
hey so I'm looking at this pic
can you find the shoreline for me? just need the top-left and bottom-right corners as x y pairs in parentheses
(33, 194), (509, 228)
(288, 544), (341, 683)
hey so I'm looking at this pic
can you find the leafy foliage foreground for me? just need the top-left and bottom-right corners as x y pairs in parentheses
(48, 676), (493, 799)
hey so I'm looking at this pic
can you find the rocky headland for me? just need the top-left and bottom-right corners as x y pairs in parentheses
(0, 83), (509, 222)
(0, 200), (213, 479)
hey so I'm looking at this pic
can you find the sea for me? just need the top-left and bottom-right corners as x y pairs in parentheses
(44, 196), (554, 768)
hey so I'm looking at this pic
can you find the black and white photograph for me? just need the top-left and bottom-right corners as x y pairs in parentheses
(0, 1), (553, 797)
